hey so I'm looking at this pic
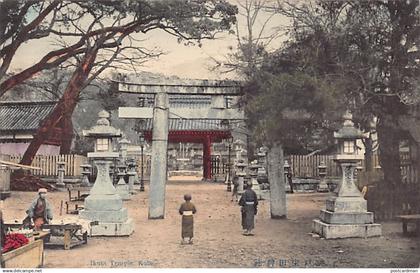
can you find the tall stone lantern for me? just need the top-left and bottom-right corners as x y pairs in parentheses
(79, 110), (134, 236)
(312, 111), (381, 239)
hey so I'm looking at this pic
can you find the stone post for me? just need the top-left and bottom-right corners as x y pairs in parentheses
(56, 161), (66, 188)
(267, 143), (287, 219)
(149, 91), (169, 219)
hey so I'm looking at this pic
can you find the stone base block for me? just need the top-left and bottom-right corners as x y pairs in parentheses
(319, 210), (374, 224)
(84, 194), (123, 211)
(317, 182), (329, 192)
(326, 196), (367, 213)
(79, 208), (128, 222)
(115, 189), (131, 200)
(89, 218), (134, 236)
(312, 219), (381, 239)
(260, 190), (270, 200)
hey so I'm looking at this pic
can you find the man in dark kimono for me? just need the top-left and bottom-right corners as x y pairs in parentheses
(179, 194), (197, 244)
(239, 181), (258, 236)
(26, 188), (53, 230)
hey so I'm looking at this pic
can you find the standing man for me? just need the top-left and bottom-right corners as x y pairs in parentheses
(239, 181), (258, 236)
(26, 188), (53, 230)
(179, 194), (197, 245)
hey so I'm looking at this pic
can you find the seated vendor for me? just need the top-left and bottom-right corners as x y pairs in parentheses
(26, 188), (53, 230)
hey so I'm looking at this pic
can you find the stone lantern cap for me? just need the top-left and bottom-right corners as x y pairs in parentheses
(83, 110), (122, 138)
(318, 160), (327, 168)
(119, 138), (130, 145)
(236, 162), (247, 168)
(333, 111), (365, 140)
(249, 164), (262, 170)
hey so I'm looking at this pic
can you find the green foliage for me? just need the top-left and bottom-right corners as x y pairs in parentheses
(244, 69), (344, 153)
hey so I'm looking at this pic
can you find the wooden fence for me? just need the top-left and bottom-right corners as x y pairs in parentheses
(9, 154), (88, 177)
(287, 154), (380, 178)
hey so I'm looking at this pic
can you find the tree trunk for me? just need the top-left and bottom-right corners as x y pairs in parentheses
(364, 135), (374, 172)
(20, 49), (98, 165)
(59, 115), (74, 154)
(267, 142), (287, 219)
(376, 114), (402, 220)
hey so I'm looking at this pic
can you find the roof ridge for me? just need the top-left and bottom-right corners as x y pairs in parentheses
(0, 100), (58, 105)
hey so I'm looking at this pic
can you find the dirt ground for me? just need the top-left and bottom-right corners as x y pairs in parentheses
(2, 178), (419, 268)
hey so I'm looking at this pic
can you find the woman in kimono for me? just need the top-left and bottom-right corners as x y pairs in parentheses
(179, 194), (197, 244)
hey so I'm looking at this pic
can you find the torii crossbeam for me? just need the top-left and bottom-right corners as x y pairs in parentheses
(116, 78), (244, 219)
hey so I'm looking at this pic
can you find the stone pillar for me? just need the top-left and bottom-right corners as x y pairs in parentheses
(148, 91), (169, 219)
(56, 161), (66, 188)
(267, 143), (287, 219)
(203, 135), (212, 180)
(79, 159), (134, 236)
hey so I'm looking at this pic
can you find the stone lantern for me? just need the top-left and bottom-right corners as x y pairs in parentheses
(115, 164), (130, 200)
(79, 110), (134, 236)
(235, 160), (247, 193)
(312, 111), (381, 239)
(284, 160), (292, 193)
(317, 161), (329, 192)
(119, 137), (130, 161)
(56, 161), (66, 188)
(80, 164), (92, 187)
(126, 158), (138, 194)
(249, 163), (262, 199)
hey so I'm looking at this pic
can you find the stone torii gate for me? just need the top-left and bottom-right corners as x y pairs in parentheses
(116, 78), (244, 219)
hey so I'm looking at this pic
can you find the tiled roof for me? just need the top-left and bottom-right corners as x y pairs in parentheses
(137, 119), (230, 131)
(0, 101), (57, 132)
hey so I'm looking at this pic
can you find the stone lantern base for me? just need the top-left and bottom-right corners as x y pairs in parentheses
(312, 196), (381, 239)
(80, 194), (134, 236)
(79, 158), (134, 236)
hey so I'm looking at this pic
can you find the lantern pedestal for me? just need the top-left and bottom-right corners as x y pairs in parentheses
(79, 156), (134, 237)
(312, 162), (381, 239)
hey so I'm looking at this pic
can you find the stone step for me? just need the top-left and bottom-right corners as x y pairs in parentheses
(79, 207), (128, 222)
(312, 219), (381, 239)
(89, 218), (134, 236)
(326, 196), (367, 213)
(319, 209), (374, 224)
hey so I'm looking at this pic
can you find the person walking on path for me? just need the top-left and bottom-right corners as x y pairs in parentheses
(239, 181), (258, 236)
(179, 194), (197, 244)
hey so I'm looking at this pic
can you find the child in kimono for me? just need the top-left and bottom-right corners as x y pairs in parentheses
(179, 194), (197, 244)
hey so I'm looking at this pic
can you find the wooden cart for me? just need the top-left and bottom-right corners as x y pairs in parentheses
(4, 223), (88, 250)
(1, 239), (44, 268)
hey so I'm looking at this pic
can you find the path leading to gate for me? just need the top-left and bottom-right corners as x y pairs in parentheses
(2, 179), (419, 268)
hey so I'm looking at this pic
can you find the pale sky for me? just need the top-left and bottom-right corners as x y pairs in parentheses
(9, 1), (289, 80)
